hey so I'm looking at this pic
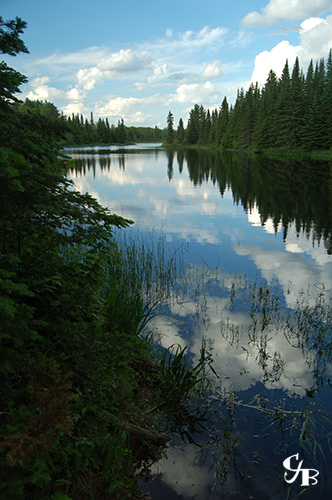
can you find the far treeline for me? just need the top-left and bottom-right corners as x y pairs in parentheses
(18, 99), (166, 145)
(166, 51), (332, 151)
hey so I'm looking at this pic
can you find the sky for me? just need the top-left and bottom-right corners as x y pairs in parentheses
(2, 0), (332, 127)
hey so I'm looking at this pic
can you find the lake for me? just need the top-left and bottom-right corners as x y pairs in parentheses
(66, 144), (332, 500)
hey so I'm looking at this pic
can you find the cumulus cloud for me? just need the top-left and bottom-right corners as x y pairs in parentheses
(299, 14), (332, 61)
(300, 17), (325, 32)
(77, 67), (103, 91)
(25, 76), (86, 105)
(66, 87), (86, 100)
(250, 14), (332, 85)
(97, 49), (153, 72)
(250, 40), (300, 85)
(202, 60), (224, 80)
(242, 0), (332, 27)
(99, 96), (142, 116)
(127, 111), (155, 123)
(62, 102), (89, 116)
(76, 48), (154, 90)
(31, 76), (50, 86)
(26, 77), (66, 101)
(170, 81), (220, 104)
(97, 95), (161, 123)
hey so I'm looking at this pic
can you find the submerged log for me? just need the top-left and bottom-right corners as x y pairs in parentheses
(103, 410), (171, 445)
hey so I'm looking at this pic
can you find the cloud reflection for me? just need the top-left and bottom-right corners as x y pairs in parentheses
(67, 146), (332, 396)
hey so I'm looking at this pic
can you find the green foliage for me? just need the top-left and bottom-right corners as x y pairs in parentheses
(0, 16), (170, 500)
(0, 17), (28, 110)
(0, 16), (28, 55)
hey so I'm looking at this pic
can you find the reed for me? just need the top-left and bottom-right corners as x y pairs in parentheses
(113, 226), (332, 493)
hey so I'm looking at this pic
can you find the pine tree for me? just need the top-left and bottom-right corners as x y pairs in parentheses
(322, 50), (332, 149)
(205, 109), (212, 143)
(177, 117), (185, 143)
(254, 70), (279, 149)
(186, 104), (200, 144)
(288, 57), (305, 146)
(274, 60), (294, 146)
(222, 88), (245, 148)
(166, 111), (174, 143)
(217, 97), (229, 144)
(116, 118), (127, 143)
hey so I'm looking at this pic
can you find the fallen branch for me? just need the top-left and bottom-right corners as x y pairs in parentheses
(103, 410), (171, 445)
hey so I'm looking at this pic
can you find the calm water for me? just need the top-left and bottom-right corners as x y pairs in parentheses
(66, 144), (332, 500)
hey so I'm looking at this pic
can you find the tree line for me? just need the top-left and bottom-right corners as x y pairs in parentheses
(64, 111), (166, 145)
(166, 50), (332, 151)
(18, 98), (166, 145)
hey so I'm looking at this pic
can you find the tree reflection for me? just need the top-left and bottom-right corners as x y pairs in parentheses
(179, 149), (332, 254)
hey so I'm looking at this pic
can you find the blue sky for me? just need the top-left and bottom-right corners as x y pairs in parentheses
(2, 0), (332, 127)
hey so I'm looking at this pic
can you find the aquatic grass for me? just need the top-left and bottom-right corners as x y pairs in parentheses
(104, 283), (158, 338)
(150, 340), (218, 444)
(111, 226), (332, 493)
(113, 227), (186, 303)
(113, 227), (219, 312)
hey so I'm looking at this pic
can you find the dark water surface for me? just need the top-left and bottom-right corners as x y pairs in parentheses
(66, 144), (332, 499)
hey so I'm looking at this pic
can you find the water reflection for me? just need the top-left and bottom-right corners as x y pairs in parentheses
(66, 144), (332, 499)
(67, 146), (332, 251)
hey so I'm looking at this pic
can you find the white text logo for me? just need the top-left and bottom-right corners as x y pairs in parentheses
(283, 453), (319, 486)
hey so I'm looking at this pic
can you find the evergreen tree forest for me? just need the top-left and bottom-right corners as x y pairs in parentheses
(18, 99), (166, 146)
(167, 52), (332, 151)
(63, 112), (166, 145)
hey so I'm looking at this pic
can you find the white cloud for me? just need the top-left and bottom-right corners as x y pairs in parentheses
(141, 26), (228, 55)
(25, 76), (86, 105)
(170, 81), (220, 104)
(97, 95), (161, 123)
(97, 48), (153, 72)
(300, 17), (325, 32)
(242, 0), (332, 27)
(77, 67), (103, 91)
(250, 14), (332, 86)
(62, 102), (89, 116)
(136, 64), (170, 90)
(250, 40), (300, 85)
(26, 83), (65, 101)
(128, 111), (155, 123)
(183, 25), (227, 48)
(99, 96), (141, 115)
(25, 47), (110, 76)
(66, 87), (86, 100)
(31, 76), (50, 86)
(202, 60), (224, 80)
(299, 14), (332, 61)
(76, 48), (154, 90)
(148, 63), (169, 83)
